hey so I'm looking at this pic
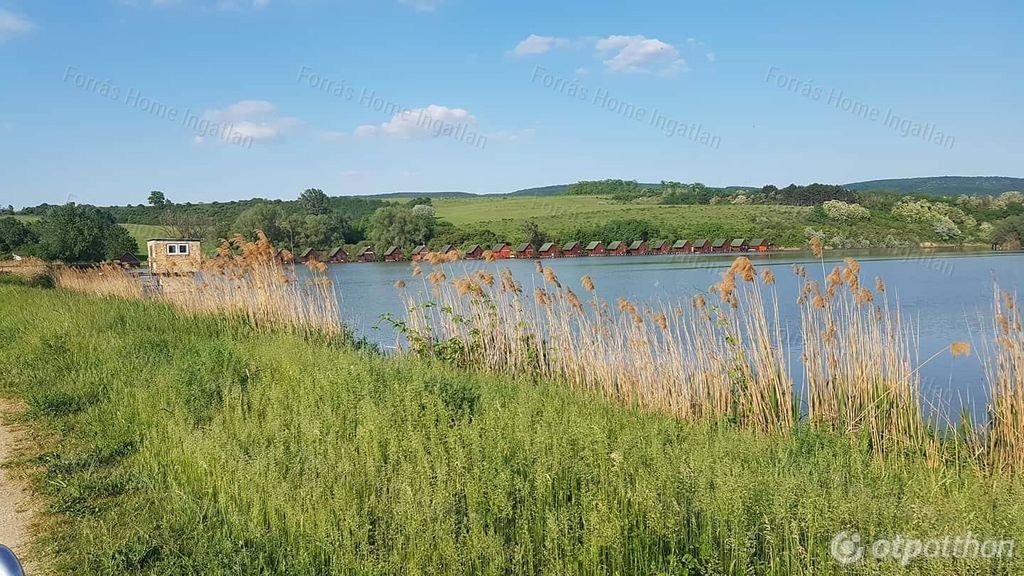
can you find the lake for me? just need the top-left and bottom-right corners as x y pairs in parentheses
(325, 249), (1024, 416)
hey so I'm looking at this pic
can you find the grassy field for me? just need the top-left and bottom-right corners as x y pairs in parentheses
(12, 216), (165, 255)
(430, 195), (932, 248)
(1, 284), (1022, 574)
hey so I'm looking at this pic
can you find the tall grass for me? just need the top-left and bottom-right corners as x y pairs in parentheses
(982, 287), (1024, 472)
(400, 252), (1021, 466)
(48, 232), (343, 337)
(1, 285), (1021, 574)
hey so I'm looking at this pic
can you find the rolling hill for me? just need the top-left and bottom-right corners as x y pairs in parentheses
(844, 176), (1024, 196)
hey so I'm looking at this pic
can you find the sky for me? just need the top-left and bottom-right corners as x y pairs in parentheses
(0, 0), (1021, 208)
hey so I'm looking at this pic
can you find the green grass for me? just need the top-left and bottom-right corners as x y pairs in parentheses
(431, 195), (935, 247)
(1, 286), (1022, 574)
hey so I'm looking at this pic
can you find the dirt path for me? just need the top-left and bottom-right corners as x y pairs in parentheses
(0, 400), (40, 572)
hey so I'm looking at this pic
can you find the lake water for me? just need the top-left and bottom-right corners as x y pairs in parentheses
(326, 249), (1024, 415)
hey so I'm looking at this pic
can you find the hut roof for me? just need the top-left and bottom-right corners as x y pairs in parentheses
(328, 247), (347, 258)
(730, 238), (748, 247)
(146, 237), (202, 242)
(539, 242), (556, 252)
(750, 238), (769, 247)
(652, 239), (668, 250)
(514, 243), (533, 252)
(357, 245), (373, 256)
(383, 246), (400, 257)
(299, 247), (317, 258)
(711, 239), (727, 248)
(628, 240), (645, 250)
(412, 245), (427, 254)
(439, 244), (454, 254)
(693, 239), (709, 248)
(492, 243), (509, 252)
(118, 252), (141, 264)
(585, 241), (603, 250)
(465, 244), (482, 254)
(562, 241), (580, 251)
(672, 240), (690, 248)
(607, 241), (623, 250)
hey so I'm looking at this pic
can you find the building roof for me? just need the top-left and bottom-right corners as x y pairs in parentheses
(585, 241), (603, 250)
(730, 238), (748, 247)
(383, 246), (400, 256)
(412, 244), (428, 254)
(514, 243), (533, 252)
(328, 247), (347, 258)
(628, 240), (646, 250)
(492, 243), (510, 252)
(357, 245), (374, 256)
(299, 247), (317, 258)
(562, 241), (580, 251)
(464, 244), (483, 254)
(672, 240), (690, 248)
(711, 239), (727, 247)
(693, 239), (709, 247)
(750, 238), (769, 246)
(607, 241), (623, 250)
(652, 239), (668, 249)
(439, 244), (454, 254)
(147, 238), (202, 243)
(539, 242), (556, 252)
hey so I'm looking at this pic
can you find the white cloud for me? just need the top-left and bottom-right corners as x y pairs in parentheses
(595, 35), (686, 75)
(706, 51), (716, 62)
(0, 9), (34, 41)
(199, 99), (300, 143)
(354, 104), (477, 140)
(512, 34), (570, 56)
(399, 0), (439, 12)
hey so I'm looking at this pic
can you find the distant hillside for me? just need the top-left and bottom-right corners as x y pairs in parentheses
(845, 176), (1024, 196)
(365, 191), (477, 199)
(506, 185), (570, 196)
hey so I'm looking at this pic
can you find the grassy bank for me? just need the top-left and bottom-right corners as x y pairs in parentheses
(1, 285), (1022, 574)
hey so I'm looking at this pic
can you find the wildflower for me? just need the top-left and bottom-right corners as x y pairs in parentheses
(950, 342), (971, 357)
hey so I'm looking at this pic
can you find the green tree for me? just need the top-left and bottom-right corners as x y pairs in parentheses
(34, 204), (137, 262)
(299, 188), (329, 215)
(0, 217), (37, 257)
(233, 204), (286, 243)
(993, 215), (1024, 247)
(148, 191), (169, 208)
(521, 220), (548, 247)
(367, 205), (436, 249)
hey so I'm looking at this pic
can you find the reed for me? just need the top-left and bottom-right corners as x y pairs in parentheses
(399, 253), (938, 456)
(982, 287), (1024, 471)
(49, 231), (343, 337)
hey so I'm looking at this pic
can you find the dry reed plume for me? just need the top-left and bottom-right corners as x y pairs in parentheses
(51, 231), (343, 336)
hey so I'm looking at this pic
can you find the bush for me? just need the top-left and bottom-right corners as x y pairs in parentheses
(822, 200), (870, 222)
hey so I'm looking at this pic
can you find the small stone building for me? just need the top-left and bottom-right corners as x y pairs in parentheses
(147, 238), (202, 274)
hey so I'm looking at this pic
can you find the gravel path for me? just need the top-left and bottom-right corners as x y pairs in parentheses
(0, 400), (39, 573)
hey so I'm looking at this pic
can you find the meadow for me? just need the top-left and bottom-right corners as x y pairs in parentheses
(1, 283), (1023, 575)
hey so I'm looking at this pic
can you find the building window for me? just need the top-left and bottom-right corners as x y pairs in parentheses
(166, 244), (190, 256)
(177, 244), (190, 255)
(167, 245), (177, 255)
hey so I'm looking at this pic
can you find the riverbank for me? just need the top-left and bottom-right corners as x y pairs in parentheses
(1, 284), (1022, 574)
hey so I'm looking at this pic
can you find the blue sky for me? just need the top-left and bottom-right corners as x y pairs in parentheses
(0, 0), (1020, 208)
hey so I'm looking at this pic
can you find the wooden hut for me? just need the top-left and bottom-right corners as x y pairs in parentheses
(438, 244), (459, 258)
(492, 243), (512, 259)
(749, 238), (772, 252)
(383, 246), (404, 262)
(692, 239), (711, 254)
(538, 242), (560, 258)
(409, 245), (429, 262)
(650, 240), (670, 255)
(299, 248), (322, 263)
(146, 238), (202, 274)
(514, 243), (535, 259)
(607, 241), (628, 256)
(327, 247), (349, 263)
(584, 241), (607, 256)
(356, 246), (376, 262)
(711, 239), (728, 253)
(671, 240), (692, 254)
(627, 240), (649, 256)
(464, 244), (485, 260)
(561, 241), (583, 257)
(729, 239), (750, 252)
(116, 252), (141, 266)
